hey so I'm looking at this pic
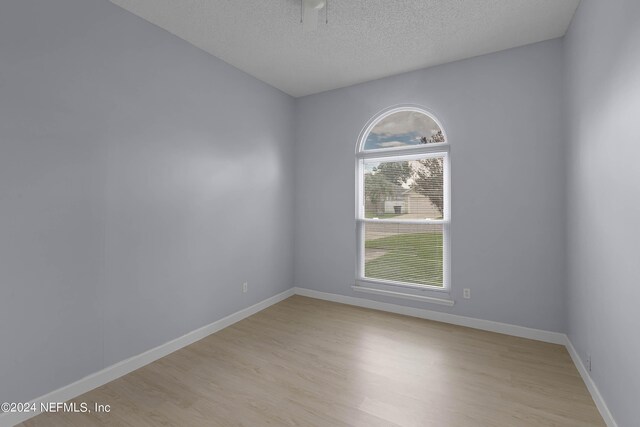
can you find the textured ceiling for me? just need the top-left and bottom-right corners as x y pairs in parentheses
(110, 0), (580, 97)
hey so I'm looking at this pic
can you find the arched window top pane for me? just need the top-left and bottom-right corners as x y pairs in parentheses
(362, 109), (445, 151)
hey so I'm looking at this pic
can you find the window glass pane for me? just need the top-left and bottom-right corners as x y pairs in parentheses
(363, 111), (444, 151)
(364, 156), (444, 220)
(364, 223), (443, 287)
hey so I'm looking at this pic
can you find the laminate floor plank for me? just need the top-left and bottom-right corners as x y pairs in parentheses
(19, 296), (605, 427)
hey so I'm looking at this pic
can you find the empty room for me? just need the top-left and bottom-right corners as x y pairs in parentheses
(1, 0), (638, 426)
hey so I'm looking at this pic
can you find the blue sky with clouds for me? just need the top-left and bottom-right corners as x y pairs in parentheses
(363, 111), (442, 150)
(364, 131), (423, 149)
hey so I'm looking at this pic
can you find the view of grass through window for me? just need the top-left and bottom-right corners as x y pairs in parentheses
(364, 224), (444, 287)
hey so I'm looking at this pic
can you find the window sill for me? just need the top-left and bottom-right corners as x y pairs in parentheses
(351, 284), (455, 306)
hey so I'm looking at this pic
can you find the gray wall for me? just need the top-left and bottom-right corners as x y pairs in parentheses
(0, 0), (294, 404)
(294, 39), (566, 333)
(564, 0), (640, 425)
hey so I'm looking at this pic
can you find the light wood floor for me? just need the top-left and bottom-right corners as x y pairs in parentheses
(21, 296), (604, 426)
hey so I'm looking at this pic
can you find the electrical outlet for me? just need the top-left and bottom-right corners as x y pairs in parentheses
(586, 354), (591, 372)
(463, 288), (471, 299)
(242, 282), (248, 293)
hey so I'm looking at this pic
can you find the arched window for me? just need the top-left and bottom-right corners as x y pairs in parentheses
(356, 106), (450, 292)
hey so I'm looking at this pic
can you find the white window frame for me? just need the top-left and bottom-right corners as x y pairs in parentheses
(355, 105), (451, 294)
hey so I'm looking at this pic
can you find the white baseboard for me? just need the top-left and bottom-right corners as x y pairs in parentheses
(0, 288), (295, 427)
(294, 287), (565, 345)
(564, 337), (618, 427)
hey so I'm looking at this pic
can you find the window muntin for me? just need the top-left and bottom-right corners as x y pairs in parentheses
(357, 107), (449, 291)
